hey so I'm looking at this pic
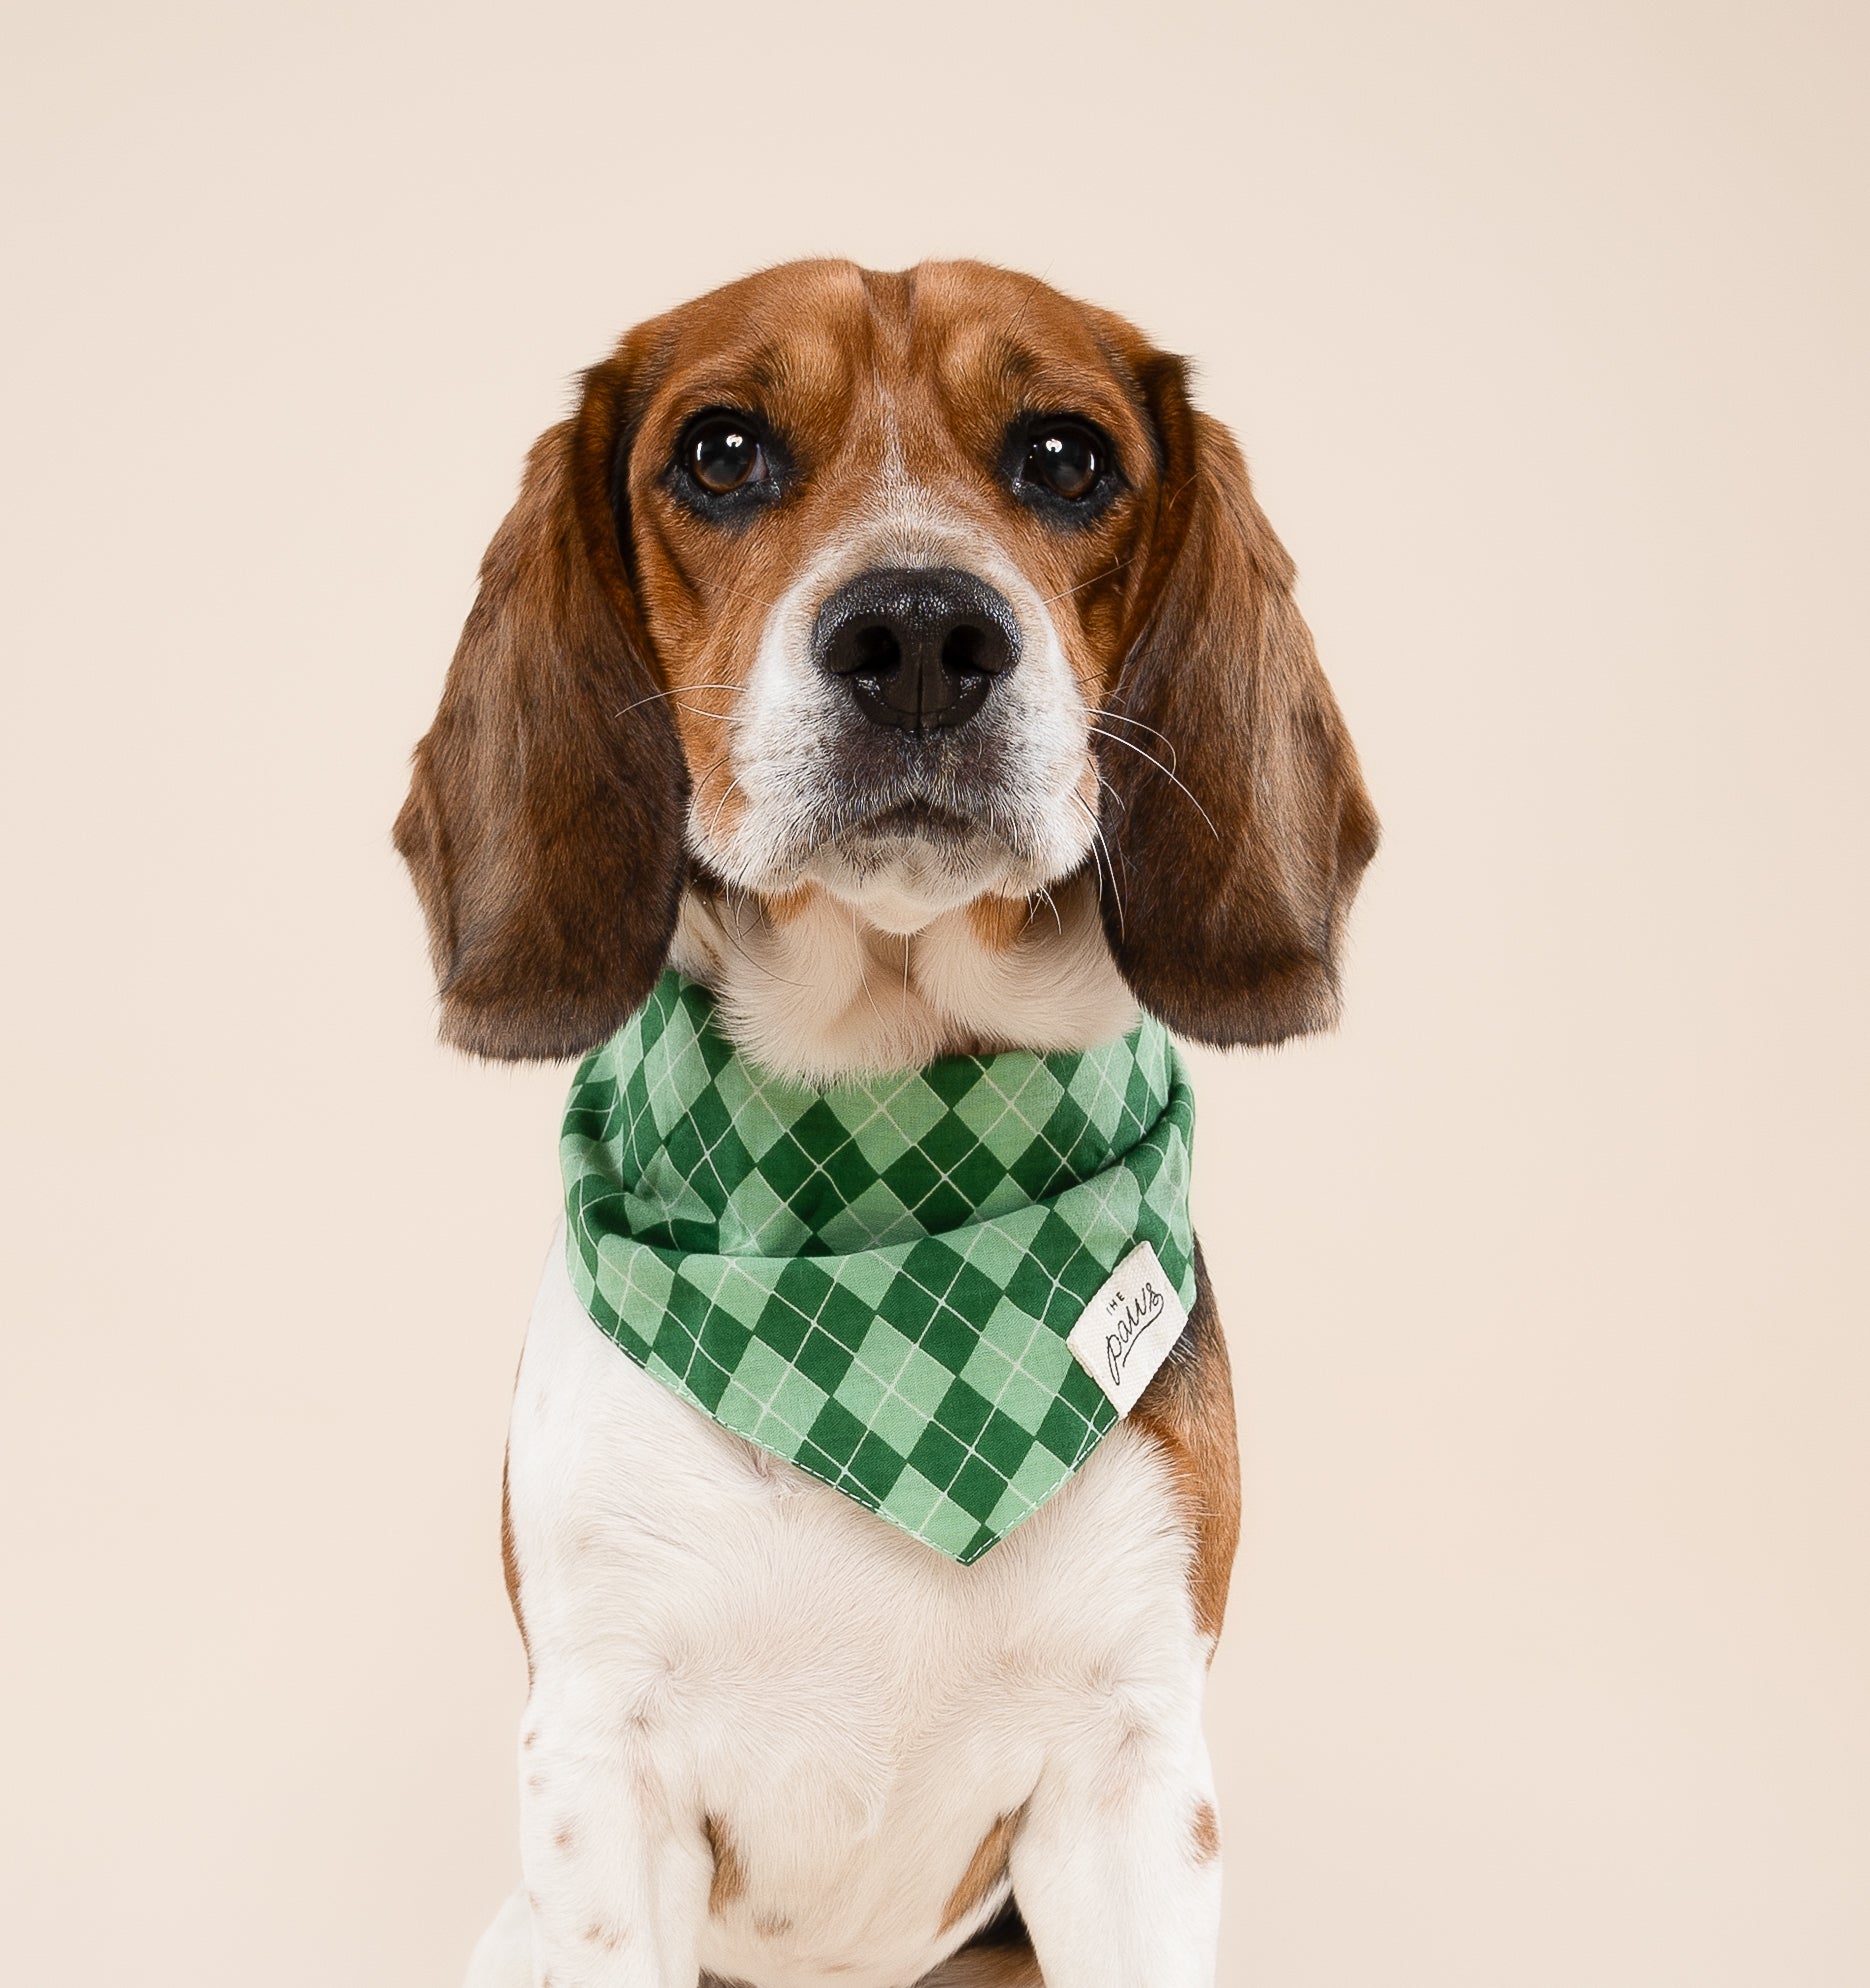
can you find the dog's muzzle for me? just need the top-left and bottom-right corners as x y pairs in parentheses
(813, 567), (1020, 736)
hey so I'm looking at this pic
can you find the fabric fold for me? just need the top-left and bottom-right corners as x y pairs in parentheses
(562, 972), (1195, 1563)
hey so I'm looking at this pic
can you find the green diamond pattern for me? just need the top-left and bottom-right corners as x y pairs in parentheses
(562, 972), (1196, 1564)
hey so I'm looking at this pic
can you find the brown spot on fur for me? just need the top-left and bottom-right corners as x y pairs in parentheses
(704, 1814), (746, 1912)
(584, 1921), (625, 1950)
(1129, 1240), (1242, 1646)
(1190, 1798), (1221, 1864)
(752, 1910), (793, 1937)
(939, 1808), (1024, 1934)
(553, 1824), (575, 1851)
(965, 894), (1033, 951)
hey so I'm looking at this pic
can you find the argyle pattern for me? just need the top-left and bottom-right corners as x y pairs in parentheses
(561, 972), (1196, 1563)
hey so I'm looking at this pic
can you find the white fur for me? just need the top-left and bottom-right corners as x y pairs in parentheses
(480, 1236), (1221, 1988)
(668, 871), (1136, 1086)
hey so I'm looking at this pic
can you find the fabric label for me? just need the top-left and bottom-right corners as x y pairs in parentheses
(1066, 1240), (1190, 1416)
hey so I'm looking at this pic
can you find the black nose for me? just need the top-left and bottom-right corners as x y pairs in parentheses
(814, 567), (1020, 734)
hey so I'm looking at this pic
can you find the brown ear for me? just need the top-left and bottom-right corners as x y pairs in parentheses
(393, 354), (688, 1060)
(1095, 357), (1379, 1047)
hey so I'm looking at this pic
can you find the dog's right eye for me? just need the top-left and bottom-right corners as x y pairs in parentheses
(685, 416), (769, 496)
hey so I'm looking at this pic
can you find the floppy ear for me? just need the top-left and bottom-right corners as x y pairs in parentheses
(1095, 357), (1379, 1047)
(393, 351), (688, 1060)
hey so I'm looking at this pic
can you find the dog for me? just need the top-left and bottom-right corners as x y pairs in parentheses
(396, 258), (1376, 1988)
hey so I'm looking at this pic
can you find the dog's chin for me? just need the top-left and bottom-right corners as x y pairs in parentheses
(801, 814), (1020, 934)
(730, 798), (1029, 935)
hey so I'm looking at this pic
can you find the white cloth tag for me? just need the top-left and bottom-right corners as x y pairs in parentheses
(1066, 1240), (1190, 1416)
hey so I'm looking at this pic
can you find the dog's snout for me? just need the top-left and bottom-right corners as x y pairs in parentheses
(814, 567), (1019, 735)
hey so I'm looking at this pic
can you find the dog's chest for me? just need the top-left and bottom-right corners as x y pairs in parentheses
(507, 1231), (1208, 1985)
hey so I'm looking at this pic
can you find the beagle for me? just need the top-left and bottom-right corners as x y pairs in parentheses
(396, 259), (1376, 1988)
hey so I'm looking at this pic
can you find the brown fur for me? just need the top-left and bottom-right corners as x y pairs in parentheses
(922, 1904), (1047, 1987)
(915, 1943), (1046, 1987)
(396, 258), (1376, 1060)
(702, 1960), (1042, 1988)
(703, 1814), (746, 1912)
(1129, 1241), (1243, 1645)
(1092, 363), (1380, 1047)
(1189, 1799), (1221, 1865)
(393, 406), (689, 1059)
(939, 1808), (1025, 1933)
(965, 893), (1036, 951)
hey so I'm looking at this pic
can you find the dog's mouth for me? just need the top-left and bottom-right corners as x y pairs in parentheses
(845, 798), (979, 845)
(763, 783), (1039, 921)
(724, 690), (1092, 912)
(794, 724), (1035, 859)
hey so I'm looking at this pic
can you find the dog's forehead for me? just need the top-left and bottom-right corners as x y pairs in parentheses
(636, 260), (1147, 457)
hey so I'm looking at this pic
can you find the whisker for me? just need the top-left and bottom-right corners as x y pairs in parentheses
(686, 744), (738, 795)
(1085, 726), (1219, 843)
(1092, 706), (1176, 754)
(852, 901), (889, 1035)
(611, 681), (747, 721)
(1039, 554), (1135, 607)
(703, 772), (744, 845)
(719, 889), (810, 992)
(1068, 789), (1125, 939)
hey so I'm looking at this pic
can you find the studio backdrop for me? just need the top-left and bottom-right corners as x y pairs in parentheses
(2, 3), (1865, 1985)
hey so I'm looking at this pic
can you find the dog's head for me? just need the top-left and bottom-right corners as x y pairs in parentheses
(395, 259), (1377, 1061)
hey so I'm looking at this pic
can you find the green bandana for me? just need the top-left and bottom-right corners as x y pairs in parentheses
(561, 972), (1196, 1563)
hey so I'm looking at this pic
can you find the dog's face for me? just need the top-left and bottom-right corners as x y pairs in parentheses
(396, 259), (1376, 1061)
(617, 262), (1161, 933)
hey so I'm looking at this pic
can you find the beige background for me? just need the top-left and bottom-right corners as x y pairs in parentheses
(3, 1), (1866, 1982)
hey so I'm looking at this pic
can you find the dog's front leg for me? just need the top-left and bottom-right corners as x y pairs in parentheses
(1009, 1724), (1223, 1987)
(517, 1676), (710, 1988)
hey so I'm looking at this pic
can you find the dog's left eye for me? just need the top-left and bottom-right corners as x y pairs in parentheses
(687, 416), (768, 495)
(1007, 417), (1117, 520)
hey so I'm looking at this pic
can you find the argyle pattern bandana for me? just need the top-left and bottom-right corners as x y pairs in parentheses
(561, 972), (1196, 1563)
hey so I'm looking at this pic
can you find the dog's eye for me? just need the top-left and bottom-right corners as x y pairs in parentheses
(1022, 423), (1101, 501)
(687, 417), (768, 496)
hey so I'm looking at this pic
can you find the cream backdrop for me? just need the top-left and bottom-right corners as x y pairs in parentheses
(3, 2), (1865, 1983)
